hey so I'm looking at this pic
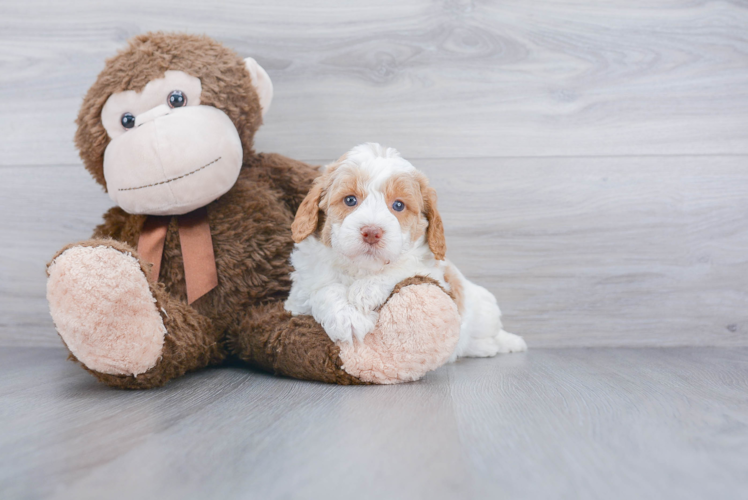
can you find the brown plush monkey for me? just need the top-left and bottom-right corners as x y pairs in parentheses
(46, 32), (461, 388)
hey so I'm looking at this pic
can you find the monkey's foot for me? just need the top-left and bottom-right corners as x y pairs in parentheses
(47, 245), (166, 376)
(337, 278), (461, 384)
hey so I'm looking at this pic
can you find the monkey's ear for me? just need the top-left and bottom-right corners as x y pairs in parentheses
(244, 57), (273, 117)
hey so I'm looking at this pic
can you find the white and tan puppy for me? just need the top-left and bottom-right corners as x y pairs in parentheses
(285, 143), (526, 360)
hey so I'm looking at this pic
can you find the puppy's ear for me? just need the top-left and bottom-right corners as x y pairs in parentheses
(414, 172), (446, 260)
(291, 180), (323, 243)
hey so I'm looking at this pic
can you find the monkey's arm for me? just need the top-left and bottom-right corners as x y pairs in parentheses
(228, 276), (461, 385)
(228, 301), (365, 384)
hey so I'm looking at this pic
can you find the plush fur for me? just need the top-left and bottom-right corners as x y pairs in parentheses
(337, 277), (461, 384)
(47, 245), (167, 376)
(47, 33), (464, 388)
(285, 143), (527, 359)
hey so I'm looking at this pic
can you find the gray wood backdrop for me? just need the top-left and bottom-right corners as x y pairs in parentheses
(1, 0), (747, 348)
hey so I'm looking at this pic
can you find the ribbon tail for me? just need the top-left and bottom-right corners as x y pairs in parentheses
(137, 216), (169, 282)
(178, 207), (218, 304)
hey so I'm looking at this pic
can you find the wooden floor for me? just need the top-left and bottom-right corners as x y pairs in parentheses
(1, 347), (746, 500)
(1, 1), (747, 499)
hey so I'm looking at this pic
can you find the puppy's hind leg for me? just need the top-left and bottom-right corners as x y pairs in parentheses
(454, 280), (527, 360)
(492, 329), (528, 354)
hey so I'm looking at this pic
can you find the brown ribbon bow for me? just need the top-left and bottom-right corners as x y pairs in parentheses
(137, 207), (218, 304)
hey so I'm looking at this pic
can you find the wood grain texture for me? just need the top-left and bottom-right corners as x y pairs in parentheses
(2, 156), (746, 348)
(1, 1), (747, 347)
(420, 155), (748, 347)
(1, 346), (746, 500)
(1, 0), (747, 164)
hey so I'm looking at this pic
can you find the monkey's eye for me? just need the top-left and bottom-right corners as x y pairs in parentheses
(121, 113), (135, 129)
(392, 200), (405, 212)
(168, 90), (187, 108)
(344, 195), (357, 207)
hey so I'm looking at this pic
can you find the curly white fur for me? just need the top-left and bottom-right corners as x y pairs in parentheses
(285, 143), (526, 359)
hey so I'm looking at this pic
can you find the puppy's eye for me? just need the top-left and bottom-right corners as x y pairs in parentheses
(344, 195), (357, 207)
(392, 200), (405, 212)
(121, 113), (135, 129)
(168, 90), (187, 108)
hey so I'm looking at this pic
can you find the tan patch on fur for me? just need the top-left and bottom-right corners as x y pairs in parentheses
(292, 157), (371, 246)
(383, 171), (446, 260)
(291, 159), (342, 243)
(443, 264), (465, 314)
(320, 166), (369, 245)
(291, 181), (324, 243)
(384, 173), (428, 244)
(411, 171), (446, 260)
(294, 162), (446, 261)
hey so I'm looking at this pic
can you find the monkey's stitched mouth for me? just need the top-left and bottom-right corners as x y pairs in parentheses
(118, 157), (222, 192)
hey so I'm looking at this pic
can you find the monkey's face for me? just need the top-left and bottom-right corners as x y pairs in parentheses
(75, 34), (273, 211)
(99, 70), (244, 216)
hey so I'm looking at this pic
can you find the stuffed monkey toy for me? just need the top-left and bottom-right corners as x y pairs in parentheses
(46, 32), (461, 388)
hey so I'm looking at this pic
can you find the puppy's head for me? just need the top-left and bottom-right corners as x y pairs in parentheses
(292, 143), (446, 267)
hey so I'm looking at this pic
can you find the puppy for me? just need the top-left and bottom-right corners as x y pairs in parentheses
(285, 143), (526, 360)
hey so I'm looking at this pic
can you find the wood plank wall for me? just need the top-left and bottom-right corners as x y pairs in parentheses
(1, 0), (746, 347)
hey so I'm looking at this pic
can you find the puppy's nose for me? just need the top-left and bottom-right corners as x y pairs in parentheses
(361, 225), (384, 245)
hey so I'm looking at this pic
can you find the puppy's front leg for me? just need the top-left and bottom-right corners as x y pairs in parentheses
(348, 276), (399, 315)
(309, 284), (377, 343)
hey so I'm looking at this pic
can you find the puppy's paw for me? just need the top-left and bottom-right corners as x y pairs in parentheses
(321, 313), (354, 344)
(348, 280), (390, 314)
(349, 309), (378, 343)
(463, 330), (527, 357)
(494, 330), (527, 354)
(322, 308), (377, 344)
